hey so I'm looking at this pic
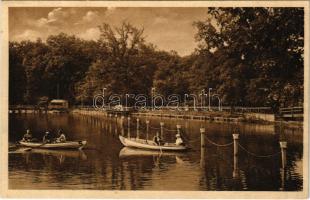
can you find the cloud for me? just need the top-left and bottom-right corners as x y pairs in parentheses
(75, 10), (100, 25)
(78, 27), (100, 40)
(35, 8), (67, 27)
(14, 29), (43, 41)
(83, 11), (99, 22)
(10, 7), (208, 56)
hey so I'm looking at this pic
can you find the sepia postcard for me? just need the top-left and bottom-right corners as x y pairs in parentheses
(0, 0), (309, 199)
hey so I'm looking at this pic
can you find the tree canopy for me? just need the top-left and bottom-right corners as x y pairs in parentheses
(9, 8), (304, 110)
(194, 7), (304, 108)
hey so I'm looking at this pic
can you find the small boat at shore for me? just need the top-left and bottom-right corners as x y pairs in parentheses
(119, 135), (188, 151)
(19, 140), (87, 150)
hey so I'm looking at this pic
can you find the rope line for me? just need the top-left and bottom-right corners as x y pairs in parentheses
(205, 136), (233, 147)
(238, 143), (281, 158)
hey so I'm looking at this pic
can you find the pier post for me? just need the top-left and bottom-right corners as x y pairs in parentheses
(200, 128), (206, 148)
(280, 141), (287, 168)
(121, 116), (125, 136)
(232, 133), (240, 178)
(233, 134), (239, 156)
(115, 115), (118, 135)
(200, 128), (206, 168)
(233, 153), (239, 178)
(160, 122), (164, 139)
(146, 120), (150, 141)
(136, 118), (140, 139)
(109, 121), (112, 133)
(127, 117), (131, 138)
(279, 141), (287, 190)
(176, 124), (181, 138)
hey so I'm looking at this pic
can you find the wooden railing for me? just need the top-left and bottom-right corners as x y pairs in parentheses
(279, 107), (303, 119)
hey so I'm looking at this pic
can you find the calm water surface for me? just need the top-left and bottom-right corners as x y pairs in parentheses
(9, 113), (303, 190)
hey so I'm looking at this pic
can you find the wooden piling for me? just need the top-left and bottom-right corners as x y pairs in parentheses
(279, 141), (287, 191)
(121, 116), (125, 136)
(127, 117), (131, 138)
(200, 128), (206, 168)
(136, 118), (140, 139)
(176, 125), (181, 136)
(280, 141), (287, 168)
(146, 120), (150, 141)
(160, 122), (164, 139)
(233, 154), (239, 178)
(200, 128), (206, 148)
(233, 134), (239, 156)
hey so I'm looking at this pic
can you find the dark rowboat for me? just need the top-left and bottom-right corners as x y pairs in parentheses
(19, 140), (87, 150)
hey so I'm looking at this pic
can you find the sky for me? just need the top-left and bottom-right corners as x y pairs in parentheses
(9, 7), (209, 56)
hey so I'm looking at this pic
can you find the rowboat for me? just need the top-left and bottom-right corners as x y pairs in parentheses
(19, 140), (87, 150)
(119, 135), (188, 151)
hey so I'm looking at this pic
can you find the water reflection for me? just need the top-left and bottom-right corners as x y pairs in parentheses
(11, 148), (87, 162)
(9, 113), (303, 190)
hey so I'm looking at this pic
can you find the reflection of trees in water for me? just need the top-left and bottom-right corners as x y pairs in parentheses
(199, 145), (245, 190)
(197, 138), (300, 191)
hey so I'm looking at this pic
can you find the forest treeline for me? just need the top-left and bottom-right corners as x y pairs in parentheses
(9, 8), (304, 110)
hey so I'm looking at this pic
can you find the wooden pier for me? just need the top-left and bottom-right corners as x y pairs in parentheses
(9, 105), (42, 114)
(131, 112), (243, 122)
(9, 105), (303, 124)
(279, 107), (303, 120)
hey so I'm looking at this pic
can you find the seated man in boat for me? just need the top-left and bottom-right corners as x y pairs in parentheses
(153, 132), (163, 145)
(55, 130), (66, 143)
(175, 133), (185, 146)
(43, 131), (52, 143)
(22, 129), (32, 142)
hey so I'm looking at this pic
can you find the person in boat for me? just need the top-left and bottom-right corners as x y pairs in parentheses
(22, 129), (32, 142)
(55, 129), (66, 143)
(43, 131), (52, 143)
(153, 132), (163, 145)
(175, 133), (185, 146)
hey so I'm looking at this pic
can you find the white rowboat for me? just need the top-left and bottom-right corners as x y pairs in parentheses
(119, 135), (188, 151)
(19, 140), (87, 150)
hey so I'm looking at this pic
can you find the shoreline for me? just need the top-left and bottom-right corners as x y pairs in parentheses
(8, 107), (303, 128)
(72, 108), (303, 128)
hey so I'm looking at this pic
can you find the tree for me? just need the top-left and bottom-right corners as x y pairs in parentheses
(45, 33), (99, 103)
(9, 42), (26, 104)
(76, 22), (160, 105)
(153, 51), (190, 100)
(194, 8), (304, 108)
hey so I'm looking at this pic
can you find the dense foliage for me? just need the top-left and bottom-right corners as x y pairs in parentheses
(9, 8), (304, 109)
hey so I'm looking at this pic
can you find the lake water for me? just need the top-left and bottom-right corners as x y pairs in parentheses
(9, 113), (303, 190)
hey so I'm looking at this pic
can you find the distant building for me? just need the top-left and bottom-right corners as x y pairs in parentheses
(48, 99), (69, 111)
